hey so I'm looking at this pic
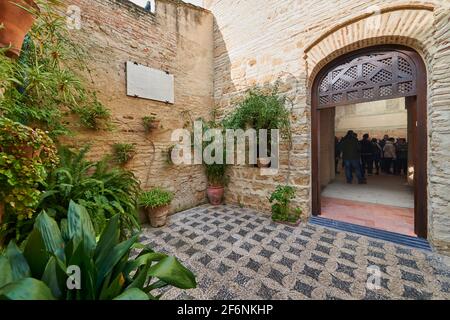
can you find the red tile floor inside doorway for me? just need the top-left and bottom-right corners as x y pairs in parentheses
(321, 197), (416, 237)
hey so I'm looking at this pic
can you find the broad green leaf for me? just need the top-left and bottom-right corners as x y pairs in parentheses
(95, 234), (138, 290)
(148, 257), (196, 290)
(0, 278), (55, 300)
(94, 214), (120, 263)
(123, 252), (167, 276)
(60, 219), (69, 241)
(41, 257), (66, 299)
(23, 229), (49, 279)
(34, 211), (65, 262)
(0, 256), (13, 288)
(113, 288), (148, 301)
(67, 201), (96, 255)
(99, 272), (126, 300)
(126, 262), (150, 291)
(5, 242), (30, 281)
(67, 240), (96, 300)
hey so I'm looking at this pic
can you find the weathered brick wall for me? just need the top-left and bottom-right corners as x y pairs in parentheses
(429, 6), (450, 253)
(64, 0), (214, 215)
(205, 0), (450, 253)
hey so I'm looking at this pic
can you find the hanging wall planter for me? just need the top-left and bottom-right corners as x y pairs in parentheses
(0, 0), (39, 58)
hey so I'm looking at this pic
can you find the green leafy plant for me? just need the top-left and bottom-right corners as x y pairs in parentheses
(223, 86), (292, 155)
(199, 119), (229, 187)
(142, 116), (159, 132)
(0, 201), (196, 300)
(139, 188), (173, 209)
(269, 185), (302, 224)
(0, 117), (58, 243)
(38, 146), (140, 237)
(0, 1), (111, 138)
(113, 143), (137, 165)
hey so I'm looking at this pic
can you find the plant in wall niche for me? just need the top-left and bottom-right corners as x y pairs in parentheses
(139, 188), (173, 228)
(0, 1), (111, 139)
(269, 185), (302, 226)
(0, 201), (196, 300)
(113, 143), (137, 165)
(38, 146), (141, 239)
(0, 117), (58, 244)
(223, 85), (291, 167)
(142, 115), (161, 132)
(199, 119), (229, 206)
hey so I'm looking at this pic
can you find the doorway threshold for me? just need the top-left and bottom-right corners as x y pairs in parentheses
(309, 216), (432, 251)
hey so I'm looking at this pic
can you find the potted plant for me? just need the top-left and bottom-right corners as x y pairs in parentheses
(269, 185), (302, 226)
(0, 0), (39, 58)
(223, 86), (291, 168)
(113, 143), (137, 165)
(142, 115), (160, 132)
(205, 162), (228, 205)
(139, 188), (173, 228)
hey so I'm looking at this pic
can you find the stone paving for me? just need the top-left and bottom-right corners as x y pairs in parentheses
(140, 205), (450, 300)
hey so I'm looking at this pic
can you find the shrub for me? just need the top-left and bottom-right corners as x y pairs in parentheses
(142, 116), (159, 132)
(0, 1), (111, 138)
(269, 185), (302, 224)
(223, 86), (291, 142)
(198, 118), (228, 187)
(113, 143), (137, 165)
(139, 188), (173, 209)
(0, 201), (196, 300)
(0, 117), (58, 243)
(38, 146), (140, 237)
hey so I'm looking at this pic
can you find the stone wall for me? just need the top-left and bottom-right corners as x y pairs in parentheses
(65, 0), (214, 216)
(205, 0), (450, 253)
(335, 98), (408, 139)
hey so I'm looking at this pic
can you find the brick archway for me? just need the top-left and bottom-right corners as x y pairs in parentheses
(304, 3), (435, 89)
(310, 45), (428, 238)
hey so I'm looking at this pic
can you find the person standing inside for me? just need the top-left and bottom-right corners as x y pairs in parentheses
(371, 138), (382, 175)
(383, 138), (397, 174)
(340, 130), (366, 184)
(395, 138), (408, 176)
(360, 134), (374, 176)
(379, 135), (389, 173)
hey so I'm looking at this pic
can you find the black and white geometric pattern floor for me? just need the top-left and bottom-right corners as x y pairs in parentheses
(140, 205), (450, 300)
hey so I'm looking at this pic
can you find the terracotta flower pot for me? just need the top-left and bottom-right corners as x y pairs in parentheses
(148, 120), (161, 130)
(145, 205), (169, 228)
(0, 0), (39, 58)
(207, 186), (224, 205)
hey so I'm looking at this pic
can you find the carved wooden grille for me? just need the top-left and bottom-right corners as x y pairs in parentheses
(318, 52), (417, 107)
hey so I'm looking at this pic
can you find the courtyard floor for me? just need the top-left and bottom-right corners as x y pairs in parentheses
(140, 205), (450, 300)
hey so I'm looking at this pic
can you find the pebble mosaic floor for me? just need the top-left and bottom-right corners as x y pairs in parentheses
(140, 205), (450, 300)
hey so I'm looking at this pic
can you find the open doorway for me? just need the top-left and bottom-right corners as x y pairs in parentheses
(311, 46), (428, 239)
(320, 98), (415, 236)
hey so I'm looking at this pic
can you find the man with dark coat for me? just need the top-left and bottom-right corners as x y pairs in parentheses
(340, 130), (366, 184)
(360, 133), (374, 176)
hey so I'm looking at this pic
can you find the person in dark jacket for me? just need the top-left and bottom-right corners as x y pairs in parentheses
(360, 133), (374, 176)
(340, 130), (365, 184)
(395, 138), (408, 176)
(371, 138), (382, 175)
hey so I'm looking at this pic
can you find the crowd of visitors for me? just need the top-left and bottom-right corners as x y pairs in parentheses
(335, 131), (409, 184)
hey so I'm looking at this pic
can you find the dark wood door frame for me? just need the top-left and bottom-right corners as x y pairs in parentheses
(311, 45), (428, 239)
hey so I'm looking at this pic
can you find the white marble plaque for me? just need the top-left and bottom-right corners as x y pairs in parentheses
(126, 61), (174, 104)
